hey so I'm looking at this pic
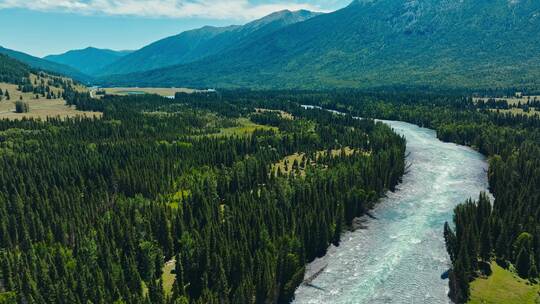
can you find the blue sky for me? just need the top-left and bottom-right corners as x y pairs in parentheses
(0, 0), (350, 57)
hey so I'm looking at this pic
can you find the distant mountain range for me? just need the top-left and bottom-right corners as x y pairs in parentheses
(98, 9), (321, 76)
(44, 47), (132, 75)
(0, 46), (92, 83)
(3, 1), (540, 90)
(101, 0), (540, 89)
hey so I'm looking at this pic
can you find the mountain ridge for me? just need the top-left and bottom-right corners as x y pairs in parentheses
(44, 47), (132, 75)
(0, 46), (92, 83)
(100, 0), (540, 90)
(97, 9), (322, 76)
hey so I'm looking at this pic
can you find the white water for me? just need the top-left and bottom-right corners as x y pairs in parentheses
(293, 118), (490, 304)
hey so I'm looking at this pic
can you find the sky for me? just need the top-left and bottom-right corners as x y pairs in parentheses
(0, 0), (350, 57)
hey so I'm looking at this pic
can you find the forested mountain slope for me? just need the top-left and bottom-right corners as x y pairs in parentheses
(0, 54), (30, 84)
(45, 47), (132, 76)
(101, 0), (540, 89)
(0, 46), (92, 83)
(98, 9), (320, 76)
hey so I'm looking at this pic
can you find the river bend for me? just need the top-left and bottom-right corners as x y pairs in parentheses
(293, 119), (490, 304)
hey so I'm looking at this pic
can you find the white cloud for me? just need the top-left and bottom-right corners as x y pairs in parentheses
(0, 0), (326, 20)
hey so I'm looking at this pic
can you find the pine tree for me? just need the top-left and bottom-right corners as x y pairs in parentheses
(528, 255), (538, 280)
(444, 222), (457, 263)
(479, 220), (492, 261)
(148, 277), (165, 304)
(516, 247), (530, 278)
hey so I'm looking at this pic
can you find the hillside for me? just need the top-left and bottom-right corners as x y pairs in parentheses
(0, 53), (30, 84)
(0, 54), (99, 119)
(45, 47), (132, 76)
(0, 46), (93, 83)
(98, 9), (320, 76)
(101, 0), (540, 89)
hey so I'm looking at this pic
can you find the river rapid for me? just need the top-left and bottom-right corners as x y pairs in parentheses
(293, 117), (490, 304)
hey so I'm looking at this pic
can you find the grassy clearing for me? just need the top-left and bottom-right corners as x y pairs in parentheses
(216, 117), (277, 137)
(473, 96), (540, 106)
(273, 147), (364, 176)
(0, 77), (100, 120)
(101, 87), (195, 97)
(473, 95), (540, 117)
(162, 258), (176, 296)
(469, 262), (540, 304)
(489, 108), (539, 117)
(255, 108), (294, 120)
(141, 258), (176, 297)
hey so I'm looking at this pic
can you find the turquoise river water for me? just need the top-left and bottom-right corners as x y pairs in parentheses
(293, 118), (490, 304)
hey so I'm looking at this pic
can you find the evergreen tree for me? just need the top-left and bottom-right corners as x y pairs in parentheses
(516, 247), (531, 278)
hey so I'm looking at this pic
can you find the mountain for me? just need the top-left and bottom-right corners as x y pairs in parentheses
(44, 47), (132, 76)
(102, 0), (540, 90)
(0, 46), (92, 83)
(98, 9), (321, 76)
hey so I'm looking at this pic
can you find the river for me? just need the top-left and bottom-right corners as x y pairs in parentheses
(293, 117), (490, 304)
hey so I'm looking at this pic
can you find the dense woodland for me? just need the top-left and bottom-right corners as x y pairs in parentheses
(0, 90), (406, 303)
(0, 55), (29, 85)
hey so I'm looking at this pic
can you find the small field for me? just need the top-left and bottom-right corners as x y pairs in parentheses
(473, 95), (540, 117)
(273, 147), (364, 176)
(489, 108), (539, 117)
(255, 108), (294, 120)
(162, 258), (176, 296)
(469, 262), (540, 304)
(100, 87), (195, 97)
(216, 117), (277, 137)
(473, 96), (540, 106)
(0, 79), (100, 120)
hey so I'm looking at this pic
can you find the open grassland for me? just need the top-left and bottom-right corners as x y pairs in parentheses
(101, 87), (195, 97)
(469, 262), (540, 304)
(0, 75), (100, 120)
(216, 117), (277, 137)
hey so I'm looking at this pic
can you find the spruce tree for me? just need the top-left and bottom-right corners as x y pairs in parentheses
(528, 255), (538, 280)
(516, 247), (530, 278)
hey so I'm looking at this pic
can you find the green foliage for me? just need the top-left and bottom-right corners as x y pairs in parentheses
(0, 292), (17, 304)
(0, 54), (29, 85)
(14, 101), (29, 113)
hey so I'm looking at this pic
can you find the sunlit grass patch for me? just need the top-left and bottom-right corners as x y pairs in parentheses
(217, 117), (277, 137)
(469, 262), (540, 304)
